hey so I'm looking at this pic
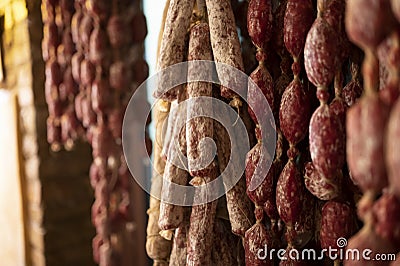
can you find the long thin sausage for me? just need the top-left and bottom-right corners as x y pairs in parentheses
(214, 121), (254, 237)
(185, 22), (218, 266)
(146, 101), (172, 265)
(153, 0), (195, 101)
(159, 94), (189, 234)
(205, 0), (245, 107)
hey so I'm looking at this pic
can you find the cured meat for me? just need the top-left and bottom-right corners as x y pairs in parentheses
(153, 0), (195, 101)
(206, 0), (245, 105)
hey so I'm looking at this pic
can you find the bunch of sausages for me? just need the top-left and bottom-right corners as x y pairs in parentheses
(43, 0), (80, 151)
(344, 0), (400, 265)
(147, 0), (254, 265)
(42, 0), (400, 265)
(148, 0), (400, 265)
(42, 0), (150, 265)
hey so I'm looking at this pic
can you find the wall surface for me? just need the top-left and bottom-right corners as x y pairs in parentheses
(0, 0), (96, 265)
(0, 91), (26, 266)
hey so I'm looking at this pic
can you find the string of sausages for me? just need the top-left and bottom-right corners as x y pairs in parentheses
(304, 2), (358, 264)
(345, 0), (400, 265)
(277, 0), (314, 263)
(43, 0), (80, 152)
(42, 0), (151, 265)
(243, 0), (278, 265)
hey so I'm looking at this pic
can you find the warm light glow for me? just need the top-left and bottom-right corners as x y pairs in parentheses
(0, 0), (28, 30)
